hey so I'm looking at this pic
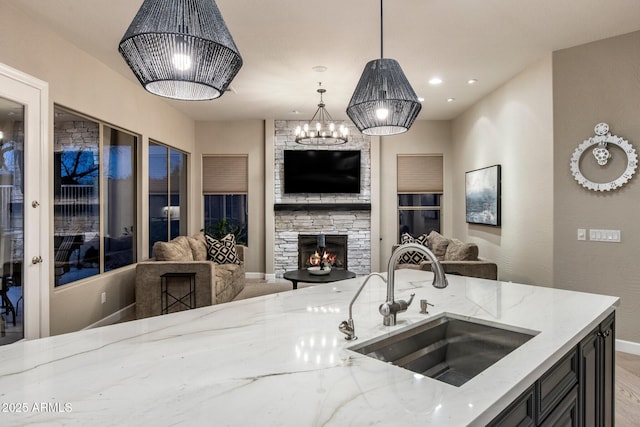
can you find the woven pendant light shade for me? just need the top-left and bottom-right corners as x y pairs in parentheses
(347, 58), (421, 136)
(119, 0), (243, 101)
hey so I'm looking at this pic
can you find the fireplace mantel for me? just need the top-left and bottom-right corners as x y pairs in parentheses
(274, 203), (371, 212)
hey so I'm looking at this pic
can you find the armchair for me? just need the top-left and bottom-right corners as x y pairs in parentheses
(135, 235), (245, 319)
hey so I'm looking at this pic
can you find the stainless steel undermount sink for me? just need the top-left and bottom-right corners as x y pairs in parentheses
(349, 315), (538, 387)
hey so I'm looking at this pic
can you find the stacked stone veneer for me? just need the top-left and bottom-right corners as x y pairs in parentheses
(273, 120), (372, 277)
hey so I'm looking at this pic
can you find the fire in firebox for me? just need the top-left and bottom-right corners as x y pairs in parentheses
(298, 234), (347, 270)
(308, 250), (337, 267)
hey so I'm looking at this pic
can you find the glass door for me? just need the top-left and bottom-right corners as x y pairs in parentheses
(0, 97), (24, 345)
(0, 62), (49, 343)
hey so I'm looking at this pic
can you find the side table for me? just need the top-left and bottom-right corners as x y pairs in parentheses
(161, 272), (196, 314)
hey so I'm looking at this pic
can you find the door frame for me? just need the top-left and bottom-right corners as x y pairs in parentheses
(0, 62), (50, 339)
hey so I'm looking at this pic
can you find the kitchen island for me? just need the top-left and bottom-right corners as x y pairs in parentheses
(0, 269), (618, 426)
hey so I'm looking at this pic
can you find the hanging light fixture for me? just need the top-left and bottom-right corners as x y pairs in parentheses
(346, 0), (421, 136)
(295, 83), (349, 145)
(118, 0), (243, 101)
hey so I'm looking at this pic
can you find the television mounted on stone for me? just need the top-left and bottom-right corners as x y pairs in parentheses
(283, 150), (361, 194)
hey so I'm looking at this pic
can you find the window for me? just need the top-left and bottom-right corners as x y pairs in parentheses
(148, 141), (188, 254)
(202, 155), (248, 245)
(53, 107), (138, 287)
(397, 155), (443, 241)
(103, 126), (137, 271)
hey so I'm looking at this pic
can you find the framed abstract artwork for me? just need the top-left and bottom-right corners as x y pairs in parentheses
(465, 165), (501, 226)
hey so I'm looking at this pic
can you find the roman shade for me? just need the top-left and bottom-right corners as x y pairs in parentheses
(202, 155), (248, 194)
(397, 155), (443, 193)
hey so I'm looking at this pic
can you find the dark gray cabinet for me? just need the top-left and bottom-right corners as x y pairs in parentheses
(487, 386), (535, 427)
(579, 313), (615, 427)
(537, 346), (579, 422)
(489, 347), (578, 426)
(490, 313), (615, 427)
(540, 385), (579, 427)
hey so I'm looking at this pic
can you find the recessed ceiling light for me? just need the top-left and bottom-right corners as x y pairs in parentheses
(447, 98), (455, 103)
(291, 110), (301, 115)
(312, 65), (327, 72)
(429, 77), (443, 85)
(467, 79), (478, 85)
(418, 97), (425, 102)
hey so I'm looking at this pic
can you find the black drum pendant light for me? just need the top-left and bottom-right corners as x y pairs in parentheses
(119, 0), (243, 101)
(346, 0), (421, 135)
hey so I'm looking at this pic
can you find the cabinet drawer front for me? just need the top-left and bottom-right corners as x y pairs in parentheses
(537, 347), (578, 422)
(488, 386), (535, 427)
(540, 385), (579, 427)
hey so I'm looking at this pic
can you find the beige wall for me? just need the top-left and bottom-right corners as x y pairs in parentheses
(379, 121), (453, 268)
(194, 120), (266, 274)
(451, 56), (555, 287)
(0, 4), (196, 335)
(553, 31), (640, 343)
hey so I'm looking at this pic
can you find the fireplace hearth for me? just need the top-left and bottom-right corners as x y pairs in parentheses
(298, 234), (348, 270)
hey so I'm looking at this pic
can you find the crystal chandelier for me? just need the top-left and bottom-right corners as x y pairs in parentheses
(295, 83), (349, 145)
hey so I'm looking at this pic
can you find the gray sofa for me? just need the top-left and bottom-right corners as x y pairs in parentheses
(393, 231), (498, 280)
(135, 234), (245, 319)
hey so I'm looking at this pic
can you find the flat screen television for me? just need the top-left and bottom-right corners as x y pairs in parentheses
(283, 150), (361, 194)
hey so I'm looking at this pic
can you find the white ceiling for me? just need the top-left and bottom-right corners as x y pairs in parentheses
(6, 0), (640, 122)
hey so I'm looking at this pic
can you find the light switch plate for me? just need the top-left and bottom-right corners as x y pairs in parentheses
(589, 229), (621, 242)
(577, 229), (586, 241)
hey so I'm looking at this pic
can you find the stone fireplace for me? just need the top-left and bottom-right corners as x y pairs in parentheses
(272, 120), (372, 277)
(298, 234), (348, 269)
(273, 209), (370, 276)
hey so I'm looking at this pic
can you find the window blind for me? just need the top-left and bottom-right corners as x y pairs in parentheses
(397, 155), (443, 193)
(202, 155), (248, 194)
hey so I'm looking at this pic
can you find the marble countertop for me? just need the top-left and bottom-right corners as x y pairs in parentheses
(0, 269), (618, 426)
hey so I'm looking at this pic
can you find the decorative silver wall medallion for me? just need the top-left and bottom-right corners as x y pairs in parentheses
(570, 123), (637, 191)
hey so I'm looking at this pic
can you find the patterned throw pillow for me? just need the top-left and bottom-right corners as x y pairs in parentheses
(205, 233), (241, 265)
(398, 233), (430, 264)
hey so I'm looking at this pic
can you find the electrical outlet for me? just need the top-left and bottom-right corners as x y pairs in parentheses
(101, 292), (106, 304)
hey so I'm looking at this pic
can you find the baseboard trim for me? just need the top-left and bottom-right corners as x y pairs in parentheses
(245, 272), (264, 280)
(616, 339), (640, 355)
(84, 304), (136, 330)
